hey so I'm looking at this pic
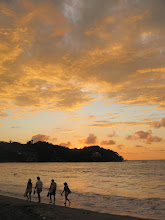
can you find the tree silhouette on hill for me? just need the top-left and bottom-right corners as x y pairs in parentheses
(0, 141), (124, 162)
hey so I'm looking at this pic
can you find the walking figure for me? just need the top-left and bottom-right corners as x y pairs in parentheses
(61, 182), (71, 206)
(35, 176), (43, 203)
(49, 179), (57, 204)
(26, 179), (32, 201)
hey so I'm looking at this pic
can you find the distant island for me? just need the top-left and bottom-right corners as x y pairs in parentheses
(0, 141), (124, 162)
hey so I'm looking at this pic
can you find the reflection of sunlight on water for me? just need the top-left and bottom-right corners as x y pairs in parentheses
(0, 161), (165, 219)
(0, 161), (165, 198)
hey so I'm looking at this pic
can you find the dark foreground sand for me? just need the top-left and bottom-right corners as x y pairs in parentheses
(0, 195), (151, 220)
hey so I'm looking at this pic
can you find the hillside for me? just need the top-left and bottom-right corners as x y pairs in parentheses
(0, 141), (124, 162)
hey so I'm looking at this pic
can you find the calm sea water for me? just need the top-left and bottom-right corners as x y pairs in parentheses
(0, 161), (165, 219)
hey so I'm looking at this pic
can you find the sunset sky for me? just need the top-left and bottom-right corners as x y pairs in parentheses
(0, 0), (165, 160)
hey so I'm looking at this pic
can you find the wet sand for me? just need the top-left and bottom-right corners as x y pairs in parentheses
(0, 195), (151, 220)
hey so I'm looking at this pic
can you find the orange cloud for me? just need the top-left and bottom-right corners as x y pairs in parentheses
(60, 141), (72, 148)
(100, 140), (116, 145)
(32, 134), (49, 143)
(85, 121), (149, 128)
(0, 0), (165, 120)
(126, 130), (163, 144)
(0, 111), (8, 117)
(79, 133), (98, 145)
(85, 134), (98, 145)
(50, 137), (57, 142)
(136, 145), (144, 148)
(22, 0), (71, 36)
(106, 113), (118, 116)
(117, 145), (124, 149)
(127, 10), (150, 23)
(151, 118), (165, 128)
(140, 109), (151, 113)
(86, 116), (97, 120)
(52, 129), (77, 134)
(107, 131), (116, 137)
(85, 16), (115, 39)
(137, 68), (165, 74)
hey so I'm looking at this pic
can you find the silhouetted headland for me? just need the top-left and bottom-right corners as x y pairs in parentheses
(0, 141), (124, 162)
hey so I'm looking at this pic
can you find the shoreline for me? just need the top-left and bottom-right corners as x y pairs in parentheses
(0, 195), (152, 220)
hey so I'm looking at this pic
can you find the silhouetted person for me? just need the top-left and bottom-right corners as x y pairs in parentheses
(26, 179), (32, 201)
(61, 182), (71, 206)
(35, 176), (43, 203)
(49, 179), (57, 204)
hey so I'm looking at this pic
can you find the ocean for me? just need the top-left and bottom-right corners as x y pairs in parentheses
(0, 161), (164, 219)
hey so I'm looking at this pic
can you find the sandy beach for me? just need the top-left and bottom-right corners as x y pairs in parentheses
(0, 195), (152, 220)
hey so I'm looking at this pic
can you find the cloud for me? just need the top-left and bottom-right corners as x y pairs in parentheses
(11, 126), (20, 129)
(126, 9), (150, 23)
(94, 120), (110, 123)
(86, 115), (96, 120)
(85, 15), (115, 39)
(100, 139), (116, 145)
(0, 111), (8, 117)
(154, 149), (165, 152)
(117, 144), (124, 149)
(31, 134), (49, 143)
(140, 109), (151, 112)
(50, 137), (57, 142)
(79, 133), (98, 145)
(62, 0), (83, 24)
(0, 0), (94, 116)
(107, 131), (116, 137)
(151, 118), (165, 128)
(0, 0), (165, 118)
(127, 130), (152, 140)
(85, 133), (98, 145)
(60, 141), (72, 148)
(106, 113), (118, 116)
(85, 121), (149, 128)
(140, 119), (151, 122)
(126, 130), (163, 144)
(136, 145), (144, 148)
(52, 129), (77, 134)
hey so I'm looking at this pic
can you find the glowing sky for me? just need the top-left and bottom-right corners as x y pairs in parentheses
(0, 0), (165, 160)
